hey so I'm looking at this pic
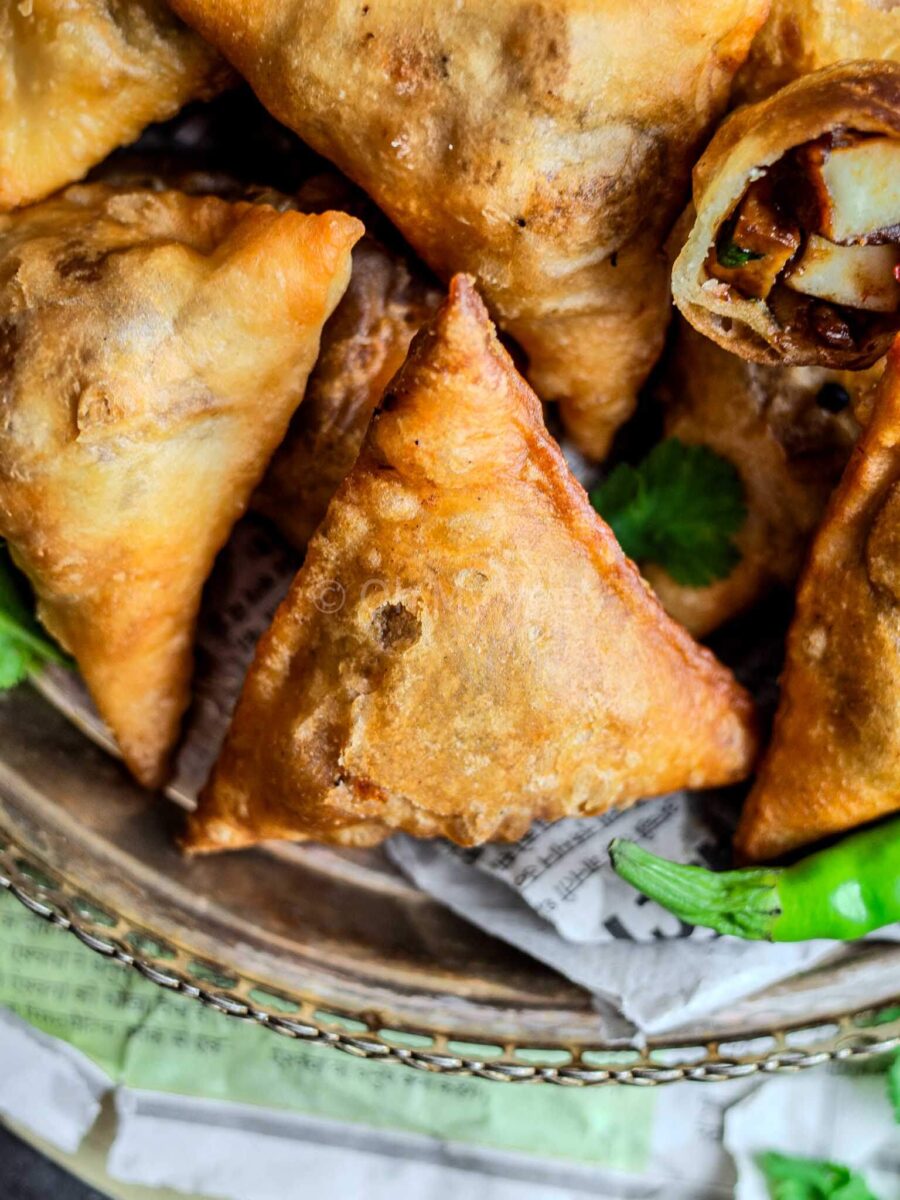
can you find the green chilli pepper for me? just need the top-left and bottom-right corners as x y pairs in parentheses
(716, 240), (764, 268)
(608, 818), (900, 941)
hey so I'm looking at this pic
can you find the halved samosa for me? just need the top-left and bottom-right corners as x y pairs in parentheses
(169, 0), (768, 458)
(736, 341), (900, 861)
(0, 184), (362, 787)
(186, 276), (758, 853)
(647, 320), (870, 636)
(0, 0), (232, 212)
(673, 63), (900, 371)
(253, 175), (443, 550)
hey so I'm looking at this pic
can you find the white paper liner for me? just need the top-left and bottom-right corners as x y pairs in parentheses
(0, 1007), (109, 1153)
(725, 1070), (900, 1200)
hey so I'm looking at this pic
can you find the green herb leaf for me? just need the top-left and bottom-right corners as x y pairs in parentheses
(888, 1052), (900, 1122)
(0, 542), (68, 688)
(718, 240), (765, 268)
(590, 439), (746, 587)
(757, 1151), (880, 1200)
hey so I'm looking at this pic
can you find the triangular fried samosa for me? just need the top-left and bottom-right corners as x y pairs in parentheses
(0, 184), (362, 787)
(168, 0), (768, 458)
(186, 275), (758, 853)
(0, 0), (232, 212)
(736, 342), (900, 861)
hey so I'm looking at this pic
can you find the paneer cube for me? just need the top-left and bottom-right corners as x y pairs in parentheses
(811, 138), (900, 244)
(785, 234), (900, 312)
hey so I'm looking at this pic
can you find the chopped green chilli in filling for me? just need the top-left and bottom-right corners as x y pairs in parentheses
(717, 241), (763, 268)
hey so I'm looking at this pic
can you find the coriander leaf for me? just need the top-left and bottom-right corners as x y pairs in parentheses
(590, 438), (746, 587)
(0, 639), (30, 689)
(757, 1151), (880, 1200)
(718, 240), (765, 268)
(0, 542), (69, 688)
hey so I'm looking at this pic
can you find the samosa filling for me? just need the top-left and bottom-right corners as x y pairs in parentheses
(709, 132), (900, 348)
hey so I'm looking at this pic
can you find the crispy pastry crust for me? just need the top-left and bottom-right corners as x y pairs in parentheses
(647, 320), (870, 636)
(673, 61), (900, 368)
(736, 341), (900, 861)
(186, 276), (758, 854)
(734, 0), (900, 104)
(253, 177), (443, 551)
(0, 0), (233, 212)
(0, 184), (361, 787)
(168, 0), (767, 458)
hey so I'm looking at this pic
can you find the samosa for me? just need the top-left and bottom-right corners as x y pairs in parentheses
(0, 0), (232, 211)
(734, 0), (900, 104)
(168, 0), (768, 458)
(186, 276), (758, 853)
(253, 175), (443, 550)
(647, 320), (870, 636)
(737, 341), (900, 861)
(0, 184), (362, 787)
(673, 63), (900, 372)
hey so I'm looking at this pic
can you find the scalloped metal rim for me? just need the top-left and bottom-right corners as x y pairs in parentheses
(2, 832), (899, 1086)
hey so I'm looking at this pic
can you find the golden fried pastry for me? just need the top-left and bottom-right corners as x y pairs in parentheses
(253, 177), (443, 550)
(186, 276), (758, 853)
(736, 341), (900, 861)
(169, 0), (768, 458)
(735, 0), (900, 103)
(674, 63), (900, 374)
(0, 0), (231, 212)
(0, 184), (361, 787)
(82, 167), (437, 557)
(646, 321), (873, 636)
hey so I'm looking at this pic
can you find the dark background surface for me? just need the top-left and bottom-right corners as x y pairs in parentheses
(0, 1124), (109, 1200)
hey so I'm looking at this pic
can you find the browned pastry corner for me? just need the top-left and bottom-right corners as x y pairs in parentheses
(734, 0), (900, 104)
(0, 184), (361, 787)
(186, 275), (758, 854)
(253, 176), (444, 551)
(0, 0), (233, 212)
(646, 320), (873, 636)
(168, 0), (768, 458)
(673, 62), (900, 370)
(736, 338), (900, 862)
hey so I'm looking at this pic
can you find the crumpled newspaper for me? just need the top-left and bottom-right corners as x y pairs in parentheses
(386, 822), (893, 1036)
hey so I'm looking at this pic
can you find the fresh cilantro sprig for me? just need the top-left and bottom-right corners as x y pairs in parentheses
(756, 1152), (880, 1200)
(0, 543), (68, 687)
(590, 438), (746, 588)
